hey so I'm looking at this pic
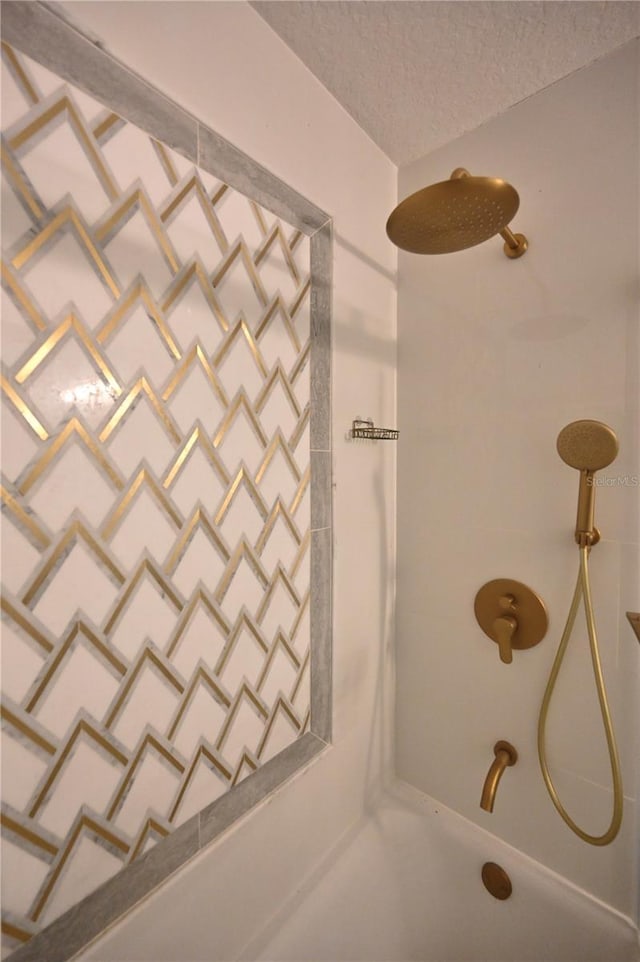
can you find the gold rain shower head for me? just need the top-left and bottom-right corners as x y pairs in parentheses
(386, 168), (528, 258)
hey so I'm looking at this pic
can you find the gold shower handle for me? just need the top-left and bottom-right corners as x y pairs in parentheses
(492, 613), (517, 664)
(475, 579), (548, 663)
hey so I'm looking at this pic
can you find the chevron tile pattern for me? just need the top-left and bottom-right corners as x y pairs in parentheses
(0, 42), (313, 956)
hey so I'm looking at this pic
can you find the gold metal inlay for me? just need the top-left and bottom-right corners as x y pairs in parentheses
(101, 468), (182, 541)
(160, 174), (228, 254)
(1, 484), (51, 549)
(8, 95), (119, 201)
(2, 260), (46, 331)
(22, 520), (126, 610)
(165, 587), (230, 660)
(18, 417), (125, 496)
(98, 377), (182, 445)
(1, 142), (44, 220)
(1, 373), (49, 440)
(15, 312), (122, 396)
(25, 621), (127, 715)
(30, 815), (130, 921)
(162, 258), (229, 333)
(12, 206), (120, 299)
(163, 425), (230, 491)
(97, 279), (181, 360)
(95, 187), (180, 275)
(213, 315), (268, 378)
(164, 506), (231, 577)
(1, 595), (54, 654)
(0, 812), (58, 857)
(1, 41), (39, 104)
(161, 343), (228, 409)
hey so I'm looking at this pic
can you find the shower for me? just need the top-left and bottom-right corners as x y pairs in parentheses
(386, 167), (528, 258)
(538, 419), (623, 846)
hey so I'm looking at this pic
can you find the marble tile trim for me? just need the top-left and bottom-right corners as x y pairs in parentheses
(9, 738), (330, 962)
(2, 3), (333, 960)
(1, 1), (332, 234)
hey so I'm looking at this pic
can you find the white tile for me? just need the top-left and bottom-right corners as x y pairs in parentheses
(22, 232), (114, 328)
(104, 303), (176, 389)
(1, 169), (34, 245)
(257, 239), (298, 305)
(259, 380), (299, 442)
(28, 438), (115, 532)
(215, 254), (264, 330)
(257, 449), (299, 512)
(257, 305), (299, 373)
(259, 706), (298, 764)
(218, 484), (265, 551)
(103, 209), (174, 300)
(216, 328), (266, 403)
(113, 749), (181, 836)
(166, 363), (225, 436)
(0, 397), (41, 485)
(0, 838), (49, 917)
(110, 576), (179, 663)
(0, 730), (50, 812)
(24, 337), (117, 433)
(101, 124), (173, 207)
(164, 273), (225, 356)
(259, 579), (298, 642)
(259, 515), (301, 578)
(171, 683), (227, 760)
(165, 193), (225, 273)
(105, 398), (176, 480)
(214, 190), (264, 254)
(0, 284), (35, 367)
(0, 513), (41, 597)
(1, 55), (35, 128)
(32, 539), (120, 638)
(218, 694), (266, 769)
(19, 116), (113, 224)
(39, 833), (124, 928)
(110, 662), (180, 752)
(172, 755), (227, 826)
(168, 603), (227, 681)
(171, 528), (227, 600)
(219, 558), (265, 623)
(0, 621), (46, 703)
(216, 408), (265, 477)
(258, 644), (299, 707)
(109, 488), (178, 573)
(38, 739), (123, 837)
(218, 625), (266, 694)
(33, 639), (121, 739)
(168, 446), (226, 520)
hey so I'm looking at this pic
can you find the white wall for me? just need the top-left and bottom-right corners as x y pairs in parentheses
(59, 2), (397, 958)
(396, 39), (639, 917)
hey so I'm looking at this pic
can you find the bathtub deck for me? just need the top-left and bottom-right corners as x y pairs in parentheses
(241, 782), (639, 962)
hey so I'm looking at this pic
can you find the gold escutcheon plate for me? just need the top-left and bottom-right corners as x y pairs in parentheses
(474, 578), (548, 652)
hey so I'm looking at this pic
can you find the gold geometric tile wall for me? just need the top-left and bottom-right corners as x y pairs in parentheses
(1, 42), (311, 955)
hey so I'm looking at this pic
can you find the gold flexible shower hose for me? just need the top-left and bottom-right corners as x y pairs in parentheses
(537, 546), (623, 845)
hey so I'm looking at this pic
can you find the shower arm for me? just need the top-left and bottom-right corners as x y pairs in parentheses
(449, 168), (525, 256)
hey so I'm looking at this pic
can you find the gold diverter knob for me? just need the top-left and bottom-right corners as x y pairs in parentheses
(474, 579), (548, 664)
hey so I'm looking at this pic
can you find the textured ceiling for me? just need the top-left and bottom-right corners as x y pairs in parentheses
(251, 1), (640, 166)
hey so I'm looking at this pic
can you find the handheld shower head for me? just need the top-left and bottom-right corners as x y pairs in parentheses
(557, 420), (619, 546)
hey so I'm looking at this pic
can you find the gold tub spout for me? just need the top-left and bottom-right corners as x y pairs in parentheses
(480, 741), (518, 813)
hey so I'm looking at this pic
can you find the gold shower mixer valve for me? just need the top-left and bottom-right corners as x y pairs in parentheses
(474, 579), (548, 664)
